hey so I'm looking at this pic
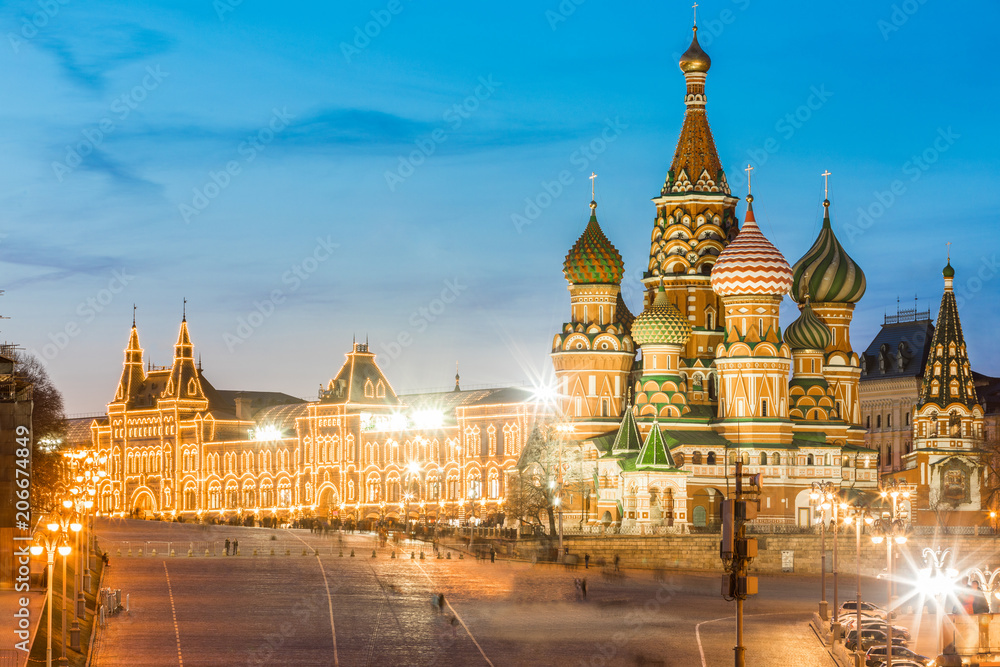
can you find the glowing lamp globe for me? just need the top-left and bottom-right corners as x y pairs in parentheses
(47, 522), (59, 532)
(58, 545), (71, 556)
(871, 535), (884, 545)
(30, 545), (43, 556)
(70, 523), (82, 532)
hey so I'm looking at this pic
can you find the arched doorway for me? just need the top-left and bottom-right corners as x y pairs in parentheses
(131, 488), (157, 519)
(317, 484), (340, 520)
(690, 488), (725, 529)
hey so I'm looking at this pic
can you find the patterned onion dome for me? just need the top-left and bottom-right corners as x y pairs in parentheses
(784, 301), (832, 351)
(563, 201), (625, 285)
(710, 200), (793, 297)
(790, 201), (866, 304)
(679, 27), (711, 73)
(631, 285), (692, 347)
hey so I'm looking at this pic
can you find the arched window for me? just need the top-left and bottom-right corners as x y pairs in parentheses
(691, 451), (703, 465)
(760, 452), (768, 465)
(806, 454), (815, 465)
(488, 469), (500, 498)
(886, 414), (892, 428)
(707, 452), (716, 465)
(772, 453), (781, 465)
(674, 452), (685, 467)
(876, 415), (881, 428)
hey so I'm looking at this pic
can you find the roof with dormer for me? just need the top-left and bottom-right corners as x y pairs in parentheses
(790, 201), (866, 304)
(321, 342), (400, 406)
(710, 201), (792, 297)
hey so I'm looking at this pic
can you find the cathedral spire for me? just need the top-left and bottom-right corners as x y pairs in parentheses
(165, 314), (205, 402)
(919, 259), (977, 409)
(662, 23), (728, 197)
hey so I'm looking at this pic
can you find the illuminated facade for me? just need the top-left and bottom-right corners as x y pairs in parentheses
(93, 321), (535, 525)
(554, 25), (879, 530)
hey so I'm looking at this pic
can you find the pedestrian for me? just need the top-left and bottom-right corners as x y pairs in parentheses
(438, 593), (446, 610)
(225, 538), (231, 556)
(584, 553), (590, 569)
(102, 552), (110, 568)
(614, 554), (620, 572)
(233, 539), (239, 555)
(581, 578), (587, 600)
(490, 547), (496, 563)
(574, 578), (582, 601)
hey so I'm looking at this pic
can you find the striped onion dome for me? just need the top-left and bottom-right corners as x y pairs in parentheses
(784, 301), (832, 350)
(710, 200), (793, 297)
(563, 201), (625, 285)
(790, 201), (866, 304)
(632, 285), (692, 347)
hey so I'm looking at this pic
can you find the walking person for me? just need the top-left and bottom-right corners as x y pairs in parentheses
(614, 554), (620, 572)
(233, 539), (239, 555)
(581, 578), (587, 600)
(225, 538), (231, 556)
(490, 547), (496, 563)
(584, 553), (590, 569)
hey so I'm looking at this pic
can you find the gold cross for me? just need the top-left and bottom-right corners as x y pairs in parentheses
(744, 164), (753, 196)
(947, 241), (952, 261)
(693, 2), (698, 25)
(821, 170), (832, 199)
(590, 172), (597, 200)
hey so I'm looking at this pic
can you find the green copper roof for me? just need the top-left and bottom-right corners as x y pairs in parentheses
(631, 285), (692, 347)
(784, 301), (832, 350)
(635, 421), (677, 470)
(611, 407), (642, 453)
(791, 201), (866, 304)
(943, 261), (955, 278)
(563, 201), (625, 285)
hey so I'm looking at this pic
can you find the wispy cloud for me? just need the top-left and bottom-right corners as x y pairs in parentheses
(0, 238), (137, 288)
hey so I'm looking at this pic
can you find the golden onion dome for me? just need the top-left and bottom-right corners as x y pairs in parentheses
(679, 27), (711, 74)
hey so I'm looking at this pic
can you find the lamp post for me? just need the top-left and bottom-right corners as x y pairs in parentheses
(966, 567), (1000, 614)
(920, 547), (959, 658)
(844, 507), (874, 666)
(553, 422), (575, 562)
(871, 479), (910, 667)
(50, 503), (82, 666)
(31, 523), (71, 667)
(809, 481), (837, 621)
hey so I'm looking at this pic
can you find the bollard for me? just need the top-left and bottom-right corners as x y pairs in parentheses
(302, 549), (308, 556)
(116, 549), (121, 558)
(391, 551), (396, 559)
(188, 549), (194, 557)
(350, 549), (355, 557)
(420, 552), (425, 560)
(270, 548), (275, 556)
(459, 553), (463, 560)
(285, 549), (291, 556)
(253, 548), (258, 556)
(205, 549), (211, 557)
(339, 550), (344, 557)
(437, 552), (443, 559)
(137, 549), (144, 557)
(151, 549), (157, 556)
(127, 549), (132, 557)
(447, 552), (451, 559)
(170, 549), (176, 557)
(372, 550), (376, 558)
(314, 550), (319, 557)
(411, 552), (415, 559)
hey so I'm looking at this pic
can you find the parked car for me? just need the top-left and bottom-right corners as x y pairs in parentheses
(869, 661), (928, 667)
(864, 645), (932, 666)
(840, 600), (888, 619)
(845, 628), (907, 652)
(840, 612), (887, 630)
(856, 619), (912, 641)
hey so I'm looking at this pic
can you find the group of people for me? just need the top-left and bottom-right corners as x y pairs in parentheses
(224, 538), (240, 556)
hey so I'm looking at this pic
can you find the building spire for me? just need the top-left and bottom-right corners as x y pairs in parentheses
(132, 303), (136, 328)
(182, 297), (187, 322)
(454, 361), (461, 392)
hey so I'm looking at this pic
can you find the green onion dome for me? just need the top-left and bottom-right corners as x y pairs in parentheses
(943, 261), (955, 278)
(790, 201), (866, 304)
(784, 301), (832, 351)
(632, 285), (692, 347)
(563, 201), (625, 285)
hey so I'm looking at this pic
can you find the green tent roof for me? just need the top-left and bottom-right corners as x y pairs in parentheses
(635, 421), (677, 470)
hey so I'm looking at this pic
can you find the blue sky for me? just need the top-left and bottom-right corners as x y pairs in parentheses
(1, 1), (997, 414)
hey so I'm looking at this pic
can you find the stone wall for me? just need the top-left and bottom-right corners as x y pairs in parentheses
(559, 532), (1000, 575)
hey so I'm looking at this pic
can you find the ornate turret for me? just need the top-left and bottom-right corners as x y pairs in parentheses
(784, 300), (832, 351)
(791, 200), (866, 305)
(552, 196), (635, 434)
(113, 321), (145, 404)
(631, 285), (692, 347)
(164, 312), (205, 403)
(563, 200), (625, 286)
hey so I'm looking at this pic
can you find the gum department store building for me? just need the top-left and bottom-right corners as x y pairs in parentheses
(83, 24), (990, 530)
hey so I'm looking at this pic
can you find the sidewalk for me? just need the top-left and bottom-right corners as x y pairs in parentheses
(0, 589), (45, 667)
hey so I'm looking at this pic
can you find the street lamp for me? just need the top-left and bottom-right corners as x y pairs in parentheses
(843, 506), (874, 665)
(871, 479), (910, 667)
(809, 481), (838, 621)
(919, 547), (960, 657)
(30, 523), (71, 667)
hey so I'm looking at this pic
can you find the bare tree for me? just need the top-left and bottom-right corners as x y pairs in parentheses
(512, 423), (590, 540)
(13, 351), (67, 513)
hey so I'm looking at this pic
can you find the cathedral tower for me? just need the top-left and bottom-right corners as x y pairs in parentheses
(710, 195), (794, 446)
(644, 24), (740, 398)
(790, 198), (866, 442)
(552, 199), (635, 437)
(631, 285), (693, 420)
